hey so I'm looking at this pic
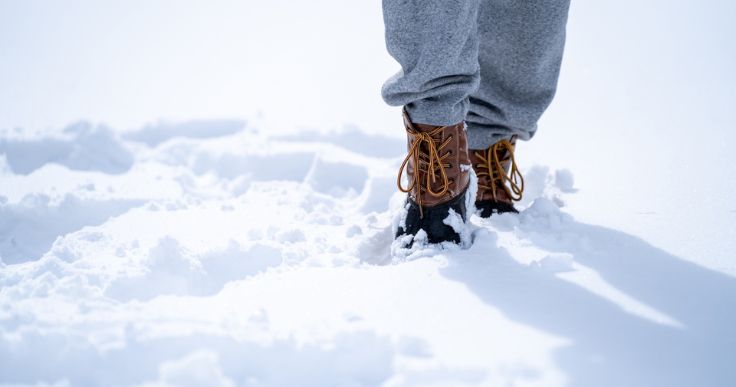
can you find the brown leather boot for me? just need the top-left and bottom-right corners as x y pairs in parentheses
(395, 108), (472, 245)
(470, 137), (525, 217)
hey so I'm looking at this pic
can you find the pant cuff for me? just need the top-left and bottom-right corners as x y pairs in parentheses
(404, 99), (468, 127)
(465, 124), (535, 149)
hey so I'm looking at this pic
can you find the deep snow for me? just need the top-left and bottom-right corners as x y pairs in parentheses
(1, 121), (735, 387)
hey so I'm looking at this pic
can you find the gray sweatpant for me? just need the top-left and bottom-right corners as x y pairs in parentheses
(381, 0), (570, 149)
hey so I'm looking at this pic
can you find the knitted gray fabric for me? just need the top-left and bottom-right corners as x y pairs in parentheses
(382, 0), (570, 148)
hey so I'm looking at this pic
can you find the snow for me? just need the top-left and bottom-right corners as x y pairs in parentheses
(2, 120), (734, 387)
(1, 0), (735, 386)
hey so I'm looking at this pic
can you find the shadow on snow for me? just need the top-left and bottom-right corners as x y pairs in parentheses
(442, 208), (736, 387)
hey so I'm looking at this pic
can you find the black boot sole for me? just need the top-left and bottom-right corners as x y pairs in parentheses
(476, 200), (518, 218)
(396, 187), (469, 246)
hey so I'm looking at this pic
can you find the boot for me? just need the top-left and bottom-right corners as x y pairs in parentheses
(470, 137), (525, 217)
(395, 108), (472, 245)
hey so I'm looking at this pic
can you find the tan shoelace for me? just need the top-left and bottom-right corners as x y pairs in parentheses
(474, 139), (524, 202)
(396, 125), (452, 217)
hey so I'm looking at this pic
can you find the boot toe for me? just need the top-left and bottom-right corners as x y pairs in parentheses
(395, 188), (469, 246)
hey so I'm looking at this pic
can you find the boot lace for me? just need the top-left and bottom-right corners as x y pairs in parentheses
(396, 125), (453, 217)
(474, 139), (524, 202)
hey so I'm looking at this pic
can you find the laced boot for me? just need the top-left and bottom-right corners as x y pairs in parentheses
(395, 108), (472, 245)
(470, 137), (525, 217)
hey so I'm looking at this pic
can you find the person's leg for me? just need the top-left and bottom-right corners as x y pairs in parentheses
(467, 0), (571, 148)
(468, 0), (570, 217)
(381, 0), (481, 126)
(382, 0), (481, 246)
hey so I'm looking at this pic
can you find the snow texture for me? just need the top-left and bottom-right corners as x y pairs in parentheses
(1, 121), (734, 387)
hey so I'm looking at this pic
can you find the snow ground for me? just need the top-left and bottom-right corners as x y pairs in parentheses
(1, 0), (736, 386)
(1, 121), (734, 387)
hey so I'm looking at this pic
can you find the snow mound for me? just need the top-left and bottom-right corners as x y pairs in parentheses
(0, 122), (134, 175)
(123, 119), (247, 147)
